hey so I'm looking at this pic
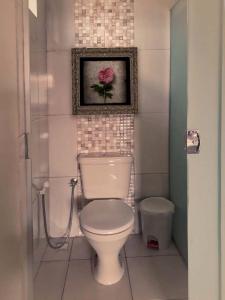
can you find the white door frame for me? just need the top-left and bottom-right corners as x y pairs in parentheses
(187, 0), (222, 299)
(21, 0), (33, 299)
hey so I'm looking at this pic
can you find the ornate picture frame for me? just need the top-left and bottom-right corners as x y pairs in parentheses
(72, 47), (138, 115)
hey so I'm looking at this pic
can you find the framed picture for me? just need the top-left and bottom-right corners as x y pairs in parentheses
(72, 47), (138, 115)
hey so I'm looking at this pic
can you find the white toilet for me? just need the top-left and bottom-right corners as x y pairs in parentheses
(78, 153), (134, 285)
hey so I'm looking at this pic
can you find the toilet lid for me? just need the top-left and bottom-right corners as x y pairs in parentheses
(80, 199), (134, 235)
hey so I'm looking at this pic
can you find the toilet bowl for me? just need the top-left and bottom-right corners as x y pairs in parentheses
(80, 199), (134, 285)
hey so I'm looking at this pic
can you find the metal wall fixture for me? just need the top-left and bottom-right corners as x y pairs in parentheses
(186, 130), (200, 154)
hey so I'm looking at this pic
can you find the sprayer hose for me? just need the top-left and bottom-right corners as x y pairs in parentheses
(41, 180), (77, 249)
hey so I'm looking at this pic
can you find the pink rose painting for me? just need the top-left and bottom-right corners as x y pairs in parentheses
(91, 67), (114, 103)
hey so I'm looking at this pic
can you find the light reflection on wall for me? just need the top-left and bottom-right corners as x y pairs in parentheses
(29, 0), (37, 17)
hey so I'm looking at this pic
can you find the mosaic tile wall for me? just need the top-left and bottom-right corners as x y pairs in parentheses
(74, 0), (134, 48)
(74, 0), (135, 208)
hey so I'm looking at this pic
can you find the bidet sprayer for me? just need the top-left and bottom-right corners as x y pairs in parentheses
(70, 178), (78, 187)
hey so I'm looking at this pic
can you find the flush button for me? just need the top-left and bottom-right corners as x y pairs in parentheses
(186, 130), (200, 154)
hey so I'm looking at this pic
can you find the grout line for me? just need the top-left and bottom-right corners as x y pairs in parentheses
(60, 262), (70, 300)
(166, 298), (188, 300)
(60, 238), (74, 300)
(68, 237), (74, 262)
(34, 261), (42, 281)
(69, 257), (92, 261)
(125, 253), (179, 259)
(47, 49), (72, 53)
(40, 240), (49, 262)
(125, 254), (134, 300)
(34, 240), (48, 280)
(41, 259), (69, 263)
(47, 176), (78, 179)
(138, 48), (170, 51)
(133, 172), (169, 175)
(124, 245), (127, 258)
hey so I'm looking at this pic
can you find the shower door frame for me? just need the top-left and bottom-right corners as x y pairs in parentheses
(220, 0), (225, 298)
(21, 0), (33, 299)
(187, 0), (223, 299)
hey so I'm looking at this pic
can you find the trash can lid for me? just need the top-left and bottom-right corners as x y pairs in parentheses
(140, 197), (175, 214)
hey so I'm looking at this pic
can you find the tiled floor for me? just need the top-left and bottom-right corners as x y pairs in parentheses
(34, 235), (188, 300)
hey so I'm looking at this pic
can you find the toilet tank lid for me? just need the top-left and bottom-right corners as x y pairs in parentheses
(78, 153), (133, 165)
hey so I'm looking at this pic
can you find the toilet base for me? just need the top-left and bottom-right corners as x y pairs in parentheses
(92, 253), (125, 285)
(82, 226), (133, 286)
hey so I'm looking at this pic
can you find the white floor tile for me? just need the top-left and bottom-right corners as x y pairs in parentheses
(33, 238), (47, 277)
(70, 237), (93, 260)
(125, 234), (179, 257)
(34, 261), (68, 300)
(127, 256), (188, 300)
(42, 238), (73, 261)
(63, 259), (132, 300)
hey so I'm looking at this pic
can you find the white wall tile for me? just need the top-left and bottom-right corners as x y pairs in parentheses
(135, 173), (169, 201)
(47, 51), (72, 115)
(32, 177), (49, 200)
(30, 51), (39, 117)
(38, 51), (48, 116)
(134, 113), (169, 174)
(36, 0), (47, 51)
(47, 0), (75, 51)
(138, 50), (170, 113)
(134, 0), (171, 50)
(29, 0), (46, 52)
(32, 196), (47, 277)
(48, 177), (80, 237)
(49, 116), (77, 177)
(17, 2), (25, 136)
(31, 118), (40, 178)
(31, 117), (49, 178)
(29, 11), (38, 53)
(39, 117), (49, 177)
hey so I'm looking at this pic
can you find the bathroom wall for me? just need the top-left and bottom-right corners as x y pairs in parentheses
(46, 0), (172, 236)
(29, 0), (49, 276)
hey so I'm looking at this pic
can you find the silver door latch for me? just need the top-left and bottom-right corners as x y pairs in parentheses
(186, 130), (200, 154)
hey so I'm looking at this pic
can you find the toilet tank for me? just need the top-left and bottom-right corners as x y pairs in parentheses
(78, 153), (132, 199)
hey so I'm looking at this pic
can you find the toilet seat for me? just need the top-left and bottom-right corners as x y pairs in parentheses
(80, 199), (134, 235)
